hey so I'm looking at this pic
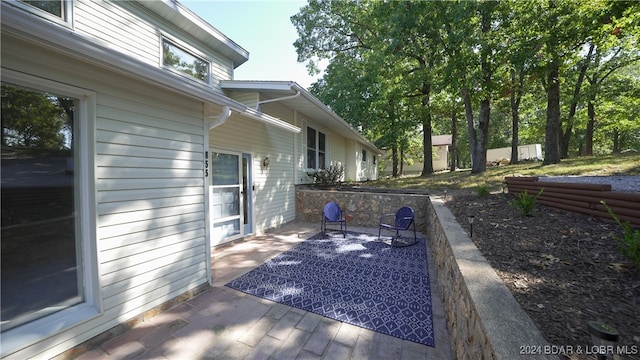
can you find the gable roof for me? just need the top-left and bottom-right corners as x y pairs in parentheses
(220, 80), (380, 154)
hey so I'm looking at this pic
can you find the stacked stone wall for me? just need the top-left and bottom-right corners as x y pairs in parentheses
(295, 189), (429, 232)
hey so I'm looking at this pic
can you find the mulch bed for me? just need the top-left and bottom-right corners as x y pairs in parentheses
(446, 191), (640, 359)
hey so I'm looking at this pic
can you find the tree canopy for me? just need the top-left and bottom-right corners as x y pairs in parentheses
(292, 0), (640, 175)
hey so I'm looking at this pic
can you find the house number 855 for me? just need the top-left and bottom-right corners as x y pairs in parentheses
(204, 151), (209, 177)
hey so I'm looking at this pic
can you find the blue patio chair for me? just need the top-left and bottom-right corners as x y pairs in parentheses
(378, 206), (417, 246)
(321, 201), (347, 237)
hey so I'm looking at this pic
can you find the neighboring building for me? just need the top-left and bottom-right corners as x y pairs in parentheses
(381, 135), (453, 176)
(486, 144), (543, 165)
(0, 1), (378, 358)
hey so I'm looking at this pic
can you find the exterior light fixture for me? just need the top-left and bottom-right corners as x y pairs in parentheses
(443, 188), (448, 200)
(467, 215), (475, 237)
(587, 321), (619, 360)
(262, 157), (270, 168)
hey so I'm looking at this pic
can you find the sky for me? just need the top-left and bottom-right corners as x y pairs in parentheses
(181, 0), (323, 89)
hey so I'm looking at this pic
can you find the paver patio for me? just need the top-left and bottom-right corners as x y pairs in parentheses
(72, 222), (452, 359)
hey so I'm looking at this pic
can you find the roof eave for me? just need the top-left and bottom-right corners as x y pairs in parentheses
(220, 80), (381, 154)
(136, 0), (249, 68)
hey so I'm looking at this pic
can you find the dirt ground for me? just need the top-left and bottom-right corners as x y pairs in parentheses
(445, 191), (640, 359)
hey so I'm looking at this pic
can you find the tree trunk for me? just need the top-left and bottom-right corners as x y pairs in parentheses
(421, 75), (434, 176)
(391, 143), (399, 177)
(461, 88), (477, 170)
(510, 68), (524, 164)
(544, 62), (562, 165)
(450, 111), (457, 172)
(400, 146), (404, 176)
(421, 119), (433, 176)
(468, 3), (493, 174)
(560, 43), (594, 158)
(475, 99), (490, 174)
(613, 129), (620, 154)
(585, 101), (595, 156)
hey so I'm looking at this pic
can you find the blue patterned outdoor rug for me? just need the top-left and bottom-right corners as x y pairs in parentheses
(226, 231), (434, 347)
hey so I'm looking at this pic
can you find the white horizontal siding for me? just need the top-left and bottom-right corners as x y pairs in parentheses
(0, 4), (224, 359)
(95, 90), (209, 329)
(96, 187), (203, 203)
(99, 220), (205, 252)
(74, 0), (233, 91)
(210, 110), (295, 233)
(102, 261), (205, 300)
(226, 90), (259, 109)
(75, 1), (158, 66)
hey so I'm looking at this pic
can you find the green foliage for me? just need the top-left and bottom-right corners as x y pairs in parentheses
(1, 84), (72, 150)
(476, 184), (491, 197)
(601, 201), (640, 267)
(292, 1), (640, 172)
(510, 189), (543, 216)
(307, 165), (345, 187)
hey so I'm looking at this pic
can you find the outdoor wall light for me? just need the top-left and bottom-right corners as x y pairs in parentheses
(587, 321), (619, 360)
(467, 215), (475, 237)
(262, 157), (270, 168)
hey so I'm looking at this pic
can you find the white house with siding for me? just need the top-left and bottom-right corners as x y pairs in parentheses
(0, 1), (379, 358)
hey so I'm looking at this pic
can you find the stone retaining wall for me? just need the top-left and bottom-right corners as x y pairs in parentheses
(295, 188), (429, 231)
(295, 188), (556, 359)
(426, 196), (556, 359)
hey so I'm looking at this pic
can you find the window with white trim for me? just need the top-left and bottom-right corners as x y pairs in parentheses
(162, 39), (210, 83)
(362, 149), (367, 162)
(14, 0), (72, 27)
(0, 74), (99, 355)
(306, 126), (326, 170)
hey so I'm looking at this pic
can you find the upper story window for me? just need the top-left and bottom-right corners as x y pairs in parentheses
(14, 0), (72, 26)
(362, 150), (367, 162)
(306, 126), (326, 170)
(162, 39), (210, 83)
(23, 0), (63, 17)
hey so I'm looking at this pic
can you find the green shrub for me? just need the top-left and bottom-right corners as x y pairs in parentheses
(510, 189), (543, 216)
(307, 165), (344, 187)
(601, 201), (640, 267)
(476, 184), (491, 197)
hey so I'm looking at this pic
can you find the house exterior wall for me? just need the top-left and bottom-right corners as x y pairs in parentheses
(295, 118), (334, 184)
(74, 1), (233, 92)
(209, 108), (297, 234)
(0, 0), (252, 357)
(1, 31), (211, 359)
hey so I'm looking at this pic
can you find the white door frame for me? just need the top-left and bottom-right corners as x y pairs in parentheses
(242, 153), (254, 236)
(209, 149), (244, 246)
